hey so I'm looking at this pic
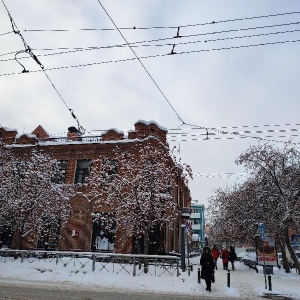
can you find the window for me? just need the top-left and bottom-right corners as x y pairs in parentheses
(192, 208), (199, 213)
(193, 220), (199, 225)
(53, 160), (68, 184)
(75, 159), (90, 184)
(58, 160), (68, 183)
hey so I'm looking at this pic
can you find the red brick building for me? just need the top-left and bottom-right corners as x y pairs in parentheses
(0, 120), (191, 253)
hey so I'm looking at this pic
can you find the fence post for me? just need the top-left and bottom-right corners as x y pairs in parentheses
(133, 256), (136, 277)
(176, 258), (180, 277)
(227, 270), (230, 288)
(92, 255), (95, 272)
(21, 252), (24, 263)
(181, 225), (186, 271)
(268, 275), (272, 291)
(198, 267), (201, 284)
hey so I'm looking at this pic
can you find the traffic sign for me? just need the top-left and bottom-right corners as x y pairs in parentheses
(291, 234), (300, 246)
(259, 223), (265, 241)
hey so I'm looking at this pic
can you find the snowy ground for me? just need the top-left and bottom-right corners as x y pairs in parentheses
(0, 253), (299, 299)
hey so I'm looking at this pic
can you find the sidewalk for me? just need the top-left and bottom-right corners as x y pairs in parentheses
(190, 256), (300, 299)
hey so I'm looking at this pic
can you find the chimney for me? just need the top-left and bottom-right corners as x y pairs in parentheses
(67, 126), (81, 141)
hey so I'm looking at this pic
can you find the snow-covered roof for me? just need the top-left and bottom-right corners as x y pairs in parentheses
(102, 128), (124, 135)
(0, 126), (18, 132)
(20, 133), (36, 138)
(135, 120), (168, 132)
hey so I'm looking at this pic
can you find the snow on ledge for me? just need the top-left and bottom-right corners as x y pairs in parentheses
(135, 120), (167, 132)
(102, 128), (124, 135)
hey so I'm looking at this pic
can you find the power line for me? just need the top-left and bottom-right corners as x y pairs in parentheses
(0, 50), (19, 57)
(168, 134), (300, 144)
(100, 21), (300, 48)
(95, 0), (185, 124)
(2, 27), (298, 63)
(1, 38), (299, 78)
(169, 122), (300, 131)
(0, 30), (12, 36)
(193, 173), (249, 180)
(19, 11), (300, 32)
(15, 21), (300, 53)
(168, 128), (300, 137)
(1, 0), (87, 135)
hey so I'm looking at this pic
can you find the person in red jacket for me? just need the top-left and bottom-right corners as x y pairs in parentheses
(221, 247), (229, 270)
(211, 244), (221, 270)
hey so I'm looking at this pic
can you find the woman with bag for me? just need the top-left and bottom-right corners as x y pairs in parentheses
(200, 246), (215, 292)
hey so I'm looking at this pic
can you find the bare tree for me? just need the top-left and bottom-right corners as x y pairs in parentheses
(0, 146), (73, 249)
(236, 143), (300, 273)
(207, 143), (300, 273)
(87, 141), (192, 260)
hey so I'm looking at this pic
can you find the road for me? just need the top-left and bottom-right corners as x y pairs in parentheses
(0, 280), (266, 300)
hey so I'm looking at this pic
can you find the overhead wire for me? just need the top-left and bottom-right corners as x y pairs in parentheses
(10, 21), (300, 54)
(1, 38), (299, 78)
(18, 11), (300, 32)
(193, 173), (249, 180)
(168, 128), (300, 137)
(0, 30), (12, 36)
(0, 50), (19, 57)
(1, 0), (87, 135)
(2, 4), (300, 143)
(95, 0), (185, 125)
(169, 122), (300, 131)
(168, 133), (300, 144)
(1, 27), (299, 63)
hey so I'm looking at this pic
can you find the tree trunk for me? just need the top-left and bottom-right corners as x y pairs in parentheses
(279, 239), (290, 273)
(143, 230), (149, 273)
(284, 228), (300, 274)
(14, 228), (23, 250)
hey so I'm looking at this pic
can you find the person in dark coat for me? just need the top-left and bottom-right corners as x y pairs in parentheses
(228, 245), (237, 270)
(200, 246), (215, 292)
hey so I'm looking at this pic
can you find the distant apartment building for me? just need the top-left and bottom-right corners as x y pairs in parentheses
(190, 200), (205, 250)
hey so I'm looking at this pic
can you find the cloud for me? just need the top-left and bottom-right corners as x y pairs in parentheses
(1, 0), (300, 205)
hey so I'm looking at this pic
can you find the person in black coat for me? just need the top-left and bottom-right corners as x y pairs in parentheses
(200, 246), (215, 292)
(228, 245), (237, 270)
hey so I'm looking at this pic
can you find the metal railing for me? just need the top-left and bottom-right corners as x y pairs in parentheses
(0, 249), (180, 277)
(37, 135), (103, 144)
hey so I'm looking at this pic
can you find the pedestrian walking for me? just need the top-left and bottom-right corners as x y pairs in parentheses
(221, 247), (229, 270)
(200, 246), (215, 292)
(228, 245), (237, 270)
(211, 244), (221, 270)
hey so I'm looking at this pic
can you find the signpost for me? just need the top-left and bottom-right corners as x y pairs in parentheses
(259, 223), (267, 289)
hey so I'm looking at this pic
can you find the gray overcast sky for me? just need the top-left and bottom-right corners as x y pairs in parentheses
(1, 1), (300, 206)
